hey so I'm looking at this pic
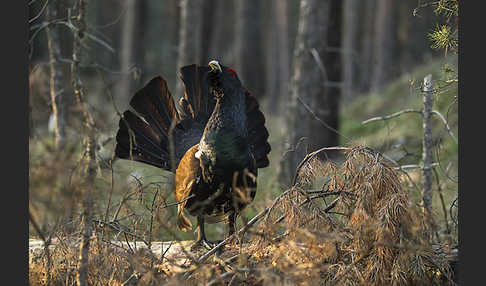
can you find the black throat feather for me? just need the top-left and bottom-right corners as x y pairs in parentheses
(198, 73), (251, 182)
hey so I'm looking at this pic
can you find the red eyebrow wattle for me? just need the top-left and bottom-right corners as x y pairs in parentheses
(227, 68), (237, 78)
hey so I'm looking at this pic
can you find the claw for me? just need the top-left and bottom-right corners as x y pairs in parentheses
(190, 238), (221, 251)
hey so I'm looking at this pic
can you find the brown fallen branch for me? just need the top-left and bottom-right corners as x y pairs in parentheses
(93, 219), (150, 246)
(292, 146), (351, 186)
(273, 191), (345, 225)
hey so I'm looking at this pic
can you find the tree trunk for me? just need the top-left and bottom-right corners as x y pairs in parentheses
(116, 0), (136, 111)
(160, 0), (180, 89)
(371, 0), (399, 92)
(71, 0), (96, 285)
(358, 0), (376, 93)
(29, 2), (47, 61)
(320, 0), (342, 149)
(422, 74), (434, 237)
(200, 0), (215, 64)
(342, 0), (360, 100)
(267, 0), (290, 113)
(175, 0), (203, 100)
(205, 0), (229, 63)
(398, 1), (436, 72)
(95, 0), (121, 69)
(134, 0), (148, 75)
(279, 0), (331, 186)
(45, 0), (67, 149)
(235, 0), (265, 98)
(265, 2), (279, 112)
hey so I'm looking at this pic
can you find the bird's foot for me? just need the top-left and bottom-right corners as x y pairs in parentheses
(190, 238), (222, 251)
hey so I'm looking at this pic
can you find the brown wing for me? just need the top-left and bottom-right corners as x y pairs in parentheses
(175, 144), (200, 231)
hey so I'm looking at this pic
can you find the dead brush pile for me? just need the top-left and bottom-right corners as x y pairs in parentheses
(249, 146), (454, 285)
(29, 145), (455, 285)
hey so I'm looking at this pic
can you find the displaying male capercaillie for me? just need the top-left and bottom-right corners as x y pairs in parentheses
(114, 60), (271, 249)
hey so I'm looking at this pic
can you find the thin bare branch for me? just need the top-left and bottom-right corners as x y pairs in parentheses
(361, 109), (422, 125)
(29, 0), (49, 24)
(432, 110), (458, 144)
(296, 95), (351, 141)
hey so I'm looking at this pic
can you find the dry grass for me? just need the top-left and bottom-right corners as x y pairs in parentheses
(29, 145), (456, 286)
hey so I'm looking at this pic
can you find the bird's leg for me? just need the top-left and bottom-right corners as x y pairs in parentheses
(227, 212), (236, 238)
(191, 216), (215, 251)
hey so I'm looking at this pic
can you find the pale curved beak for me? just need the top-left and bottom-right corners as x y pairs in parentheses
(208, 60), (222, 73)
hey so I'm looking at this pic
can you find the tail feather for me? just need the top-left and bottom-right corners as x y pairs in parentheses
(115, 76), (179, 171)
(129, 76), (179, 134)
(245, 90), (271, 168)
(115, 110), (171, 169)
(179, 64), (214, 118)
(178, 97), (194, 121)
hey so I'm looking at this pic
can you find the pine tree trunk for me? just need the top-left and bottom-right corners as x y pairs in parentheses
(200, 0), (215, 64)
(342, 0), (360, 100)
(160, 0), (180, 89)
(235, 0), (265, 98)
(116, 0), (136, 111)
(371, 0), (399, 92)
(319, 0), (342, 151)
(422, 74), (434, 237)
(268, 0), (290, 113)
(70, 1), (96, 285)
(205, 0), (227, 62)
(175, 0), (203, 100)
(45, 0), (67, 149)
(134, 0), (147, 75)
(95, 0), (121, 69)
(279, 0), (330, 186)
(266, 4), (279, 112)
(398, 1), (435, 72)
(358, 0), (376, 93)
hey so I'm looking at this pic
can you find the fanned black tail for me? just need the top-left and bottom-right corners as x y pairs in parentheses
(115, 76), (179, 171)
(245, 90), (271, 168)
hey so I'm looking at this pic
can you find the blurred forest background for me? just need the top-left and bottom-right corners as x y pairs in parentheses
(28, 0), (458, 285)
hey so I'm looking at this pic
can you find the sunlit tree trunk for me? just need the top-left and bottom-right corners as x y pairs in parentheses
(70, 0), (97, 285)
(45, 0), (67, 149)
